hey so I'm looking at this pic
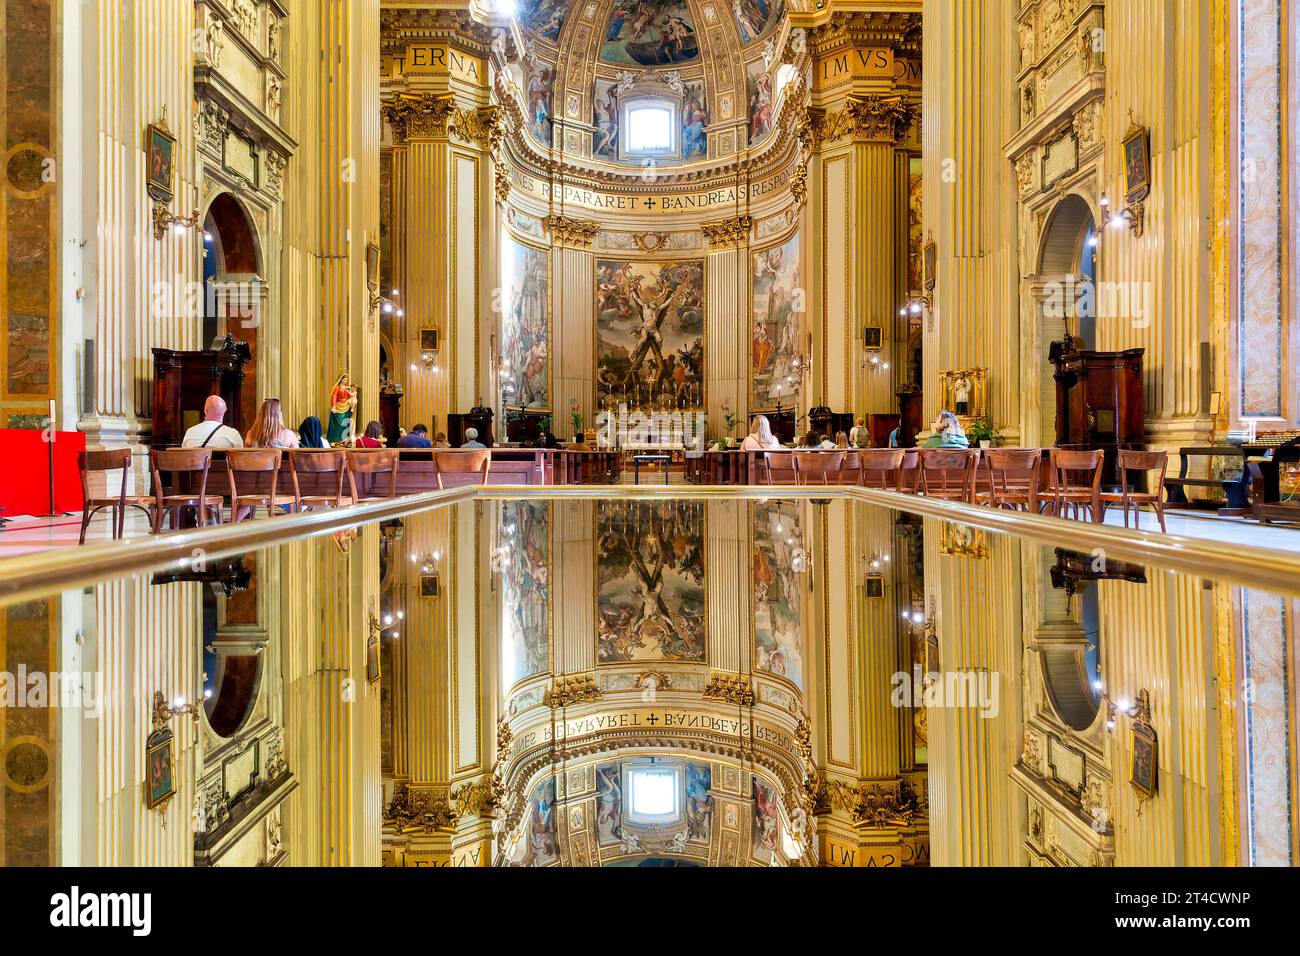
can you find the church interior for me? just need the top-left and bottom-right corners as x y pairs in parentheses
(0, 0), (1298, 891)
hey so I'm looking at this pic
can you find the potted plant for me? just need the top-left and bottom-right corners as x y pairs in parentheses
(722, 405), (740, 450)
(967, 416), (997, 448)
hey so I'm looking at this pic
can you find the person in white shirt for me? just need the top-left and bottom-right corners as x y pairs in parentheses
(740, 415), (783, 450)
(181, 395), (244, 449)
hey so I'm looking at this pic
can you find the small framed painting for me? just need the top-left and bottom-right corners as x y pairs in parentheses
(146, 727), (177, 811)
(863, 572), (885, 598)
(420, 328), (440, 353)
(863, 326), (883, 352)
(922, 239), (937, 292)
(145, 122), (177, 203)
(1130, 721), (1158, 799)
(366, 241), (381, 292)
(1122, 121), (1151, 203)
(420, 570), (441, 598)
(366, 636), (381, 684)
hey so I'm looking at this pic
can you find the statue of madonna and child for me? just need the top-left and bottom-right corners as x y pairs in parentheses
(326, 371), (359, 445)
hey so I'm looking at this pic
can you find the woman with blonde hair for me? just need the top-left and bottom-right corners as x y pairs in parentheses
(245, 398), (300, 448)
(741, 414), (782, 450)
(834, 431), (849, 448)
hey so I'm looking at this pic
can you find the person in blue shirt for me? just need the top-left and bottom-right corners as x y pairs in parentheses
(922, 410), (970, 448)
(396, 424), (431, 448)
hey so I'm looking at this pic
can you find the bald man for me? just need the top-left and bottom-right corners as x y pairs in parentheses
(181, 395), (244, 449)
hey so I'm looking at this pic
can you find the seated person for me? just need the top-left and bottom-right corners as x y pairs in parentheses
(432, 431), (451, 448)
(355, 420), (385, 448)
(888, 425), (901, 448)
(182, 395), (244, 448)
(245, 398), (300, 448)
(298, 416), (329, 448)
(740, 415), (783, 451)
(396, 423), (432, 448)
(922, 411), (970, 448)
(460, 427), (486, 449)
(834, 431), (850, 448)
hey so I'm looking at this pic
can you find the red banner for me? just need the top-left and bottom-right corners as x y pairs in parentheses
(0, 428), (87, 517)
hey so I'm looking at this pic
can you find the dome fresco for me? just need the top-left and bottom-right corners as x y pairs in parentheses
(512, 0), (790, 163)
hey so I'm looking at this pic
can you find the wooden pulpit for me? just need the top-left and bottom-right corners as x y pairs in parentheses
(1051, 343), (1144, 485)
(151, 336), (250, 448)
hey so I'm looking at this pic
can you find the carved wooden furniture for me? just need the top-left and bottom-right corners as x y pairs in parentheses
(149, 448), (223, 533)
(448, 405), (495, 447)
(857, 448), (907, 489)
(896, 386), (924, 448)
(979, 449), (1043, 511)
(287, 450), (353, 510)
(1100, 449), (1168, 531)
(226, 449), (296, 521)
(793, 452), (845, 485)
(1049, 449), (1105, 522)
(762, 451), (796, 485)
(78, 449), (156, 544)
(918, 449), (978, 501)
(1051, 346), (1144, 487)
(151, 336), (250, 449)
(435, 449), (491, 488)
(379, 390), (402, 448)
(345, 449), (402, 502)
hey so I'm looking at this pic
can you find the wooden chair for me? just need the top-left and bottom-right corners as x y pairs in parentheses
(149, 448), (223, 533)
(434, 450), (491, 488)
(226, 448), (296, 522)
(1100, 449), (1169, 531)
(858, 448), (907, 489)
(895, 448), (921, 493)
(762, 451), (796, 485)
(77, 448), (156, 544)
(979, 449), (1042, 511)
(793, 452), (846, 485)
(345, 449), (403, 501)
(1049, 449), (1105, 522)
(839, 451), (863, 486)
(287, 449), (352, 510)
(919, 448), (978, 501)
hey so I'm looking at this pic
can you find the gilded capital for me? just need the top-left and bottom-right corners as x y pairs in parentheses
(383, 93), (459, 142)
(545, 215), (600, 250)
(819, 95), (914, 145)
(700, 215), (753, 250)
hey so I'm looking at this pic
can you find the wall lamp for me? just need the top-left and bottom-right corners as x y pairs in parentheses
(151, 689), (209, 729)
(899, 294), (930, 319)
(1098, 193), (1144, 237)
(369, 607), (403, 641)
(371, 287), (403, 321)
(1092, 680), (1151, 731)
(152, 202), (201, 241)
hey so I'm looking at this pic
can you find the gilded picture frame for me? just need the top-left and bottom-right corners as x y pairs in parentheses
(366, 635), (381, 684)
(366, 241), (381, 293)
(1122, 121), (1151, 204)
(145, 727), (177, 812)
(937, 367), (987, 425)
(922, 239), (936, 292)
(1130, 721), (1158, 799)
(145, 122), (176, 203)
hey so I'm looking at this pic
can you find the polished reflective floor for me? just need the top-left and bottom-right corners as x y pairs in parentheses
(1, 493), (1296, 867)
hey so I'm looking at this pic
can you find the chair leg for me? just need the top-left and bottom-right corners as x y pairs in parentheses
(1156, 501), (1167, 533)
(79, 507), (93, 545)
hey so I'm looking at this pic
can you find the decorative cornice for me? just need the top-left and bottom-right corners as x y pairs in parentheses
(700, 215), (753, 250)
(544, 216), (600, 250)
(702, 671), (756, 705)
(548, 671), (602, 705)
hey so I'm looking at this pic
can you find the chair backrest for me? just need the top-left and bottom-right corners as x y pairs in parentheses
(226, 448), (282, 502)
(895, 448), (920, 492)
(79, 448), (132, 501)
(435, 450), (491, 488)
(793, 451), (845, 484)
(859, 448), (907, 471)
(288, 449), (346, 473)
(1115, 448), (1168, 493)
(1051, 448), (1104, 490)
(920, 448), (977, 499)
(345, 449), (401, 499)
(763, 451), (796, 484)
(151, 448), (212, 501)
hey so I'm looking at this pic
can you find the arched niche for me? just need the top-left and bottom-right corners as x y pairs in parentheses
(203, 192), (264, 434)
(1032, 192), (1098, 446)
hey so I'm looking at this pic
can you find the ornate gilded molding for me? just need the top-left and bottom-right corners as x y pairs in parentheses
(450, 103), (505, 152)
(383, 93), (459, 143)
(451, 775), (501, 819)
(702, 671), (755, 705)
(549, 672), (602, 706)
(700, 215), (753, 250)
(383, 783), (456, 832)
(820, 779), (925, 828)
(544, 215), (600, 250)
(789, 161), (808, 207)
(831, 95), (914, 144)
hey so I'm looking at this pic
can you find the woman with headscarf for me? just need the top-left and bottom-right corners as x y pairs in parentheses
(298, 416), (328, 448)
(923, 410), (970, 448)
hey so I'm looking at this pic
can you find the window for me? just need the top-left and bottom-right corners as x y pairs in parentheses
(626, 105), (673, 153)
(625, 763), (682, 824)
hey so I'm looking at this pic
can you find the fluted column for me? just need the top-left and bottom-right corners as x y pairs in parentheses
(550, 227), (597, 433)
(703, 222), (748, 439)
(706, 499), (749, 673)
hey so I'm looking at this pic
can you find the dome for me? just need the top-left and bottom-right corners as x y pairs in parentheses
(513, 0), (788, 164)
